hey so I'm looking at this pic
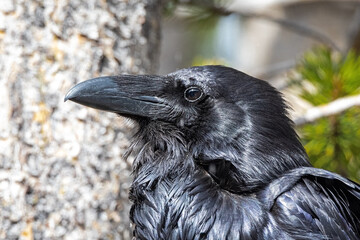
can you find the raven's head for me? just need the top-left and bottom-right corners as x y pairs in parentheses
(65, 65), (310, 192)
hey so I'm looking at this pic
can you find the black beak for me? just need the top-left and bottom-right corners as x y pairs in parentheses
(64, 75), (165, 118)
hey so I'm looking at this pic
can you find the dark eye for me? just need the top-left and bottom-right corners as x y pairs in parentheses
(184, 87), (203, 102)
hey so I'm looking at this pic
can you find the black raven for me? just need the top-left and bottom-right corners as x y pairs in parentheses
(65, 65), (360, 239)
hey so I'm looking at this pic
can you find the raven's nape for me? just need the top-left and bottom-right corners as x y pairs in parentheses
(64, 76), (165, 118)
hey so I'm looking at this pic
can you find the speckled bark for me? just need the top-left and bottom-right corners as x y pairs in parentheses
(0, 0), (162, 239)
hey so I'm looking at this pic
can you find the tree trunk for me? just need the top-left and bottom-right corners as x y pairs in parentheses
(0, 0), (162, 239)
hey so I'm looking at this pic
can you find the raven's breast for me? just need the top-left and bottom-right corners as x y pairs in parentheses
(129, 168), (287, 240)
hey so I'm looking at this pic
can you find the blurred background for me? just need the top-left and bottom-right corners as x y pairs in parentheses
(0, 0), (359, 239)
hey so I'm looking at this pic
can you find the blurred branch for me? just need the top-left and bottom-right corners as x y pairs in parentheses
(239, 12), (341, 51)
(178, 1), (341, 51)
(294, 94), (360, 126)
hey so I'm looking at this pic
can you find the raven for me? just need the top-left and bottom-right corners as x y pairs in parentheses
(65, 65), (360, 239)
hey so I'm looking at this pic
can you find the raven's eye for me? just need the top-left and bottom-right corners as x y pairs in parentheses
(184, 87), (203, 102)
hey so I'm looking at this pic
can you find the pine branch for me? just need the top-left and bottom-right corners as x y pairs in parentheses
(294, 94), (360, 126)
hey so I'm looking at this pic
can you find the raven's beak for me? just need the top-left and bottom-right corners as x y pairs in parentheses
(64, 75), (164, 118)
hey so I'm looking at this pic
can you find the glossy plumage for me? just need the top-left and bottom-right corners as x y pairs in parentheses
(65, 65), (360, 239)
